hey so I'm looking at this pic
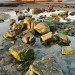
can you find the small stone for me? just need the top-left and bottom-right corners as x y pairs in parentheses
(62, 46), (74, 55)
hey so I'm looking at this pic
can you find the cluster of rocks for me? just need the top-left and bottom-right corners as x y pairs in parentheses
(56, 22), (75, 36)
(1, 8), (75, 75)
(51, 11), (68, 18)
(32, 5), (54, 15)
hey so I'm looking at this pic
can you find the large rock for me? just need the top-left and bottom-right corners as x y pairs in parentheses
(62, 46), (74, 55)
(8, 19), (15, 26)
(25, 56), (64, 75)
(41, 32), (53, 42)
(34, 22), (50, 35)
(9, 43), (34, 61)
(22, 32), (35, 43)
(58, 33), (70, 45)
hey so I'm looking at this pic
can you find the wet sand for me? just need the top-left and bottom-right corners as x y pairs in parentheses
(0, 2), (75, 12)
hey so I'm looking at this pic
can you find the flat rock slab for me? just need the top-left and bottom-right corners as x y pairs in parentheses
(26, 56), (64, 75)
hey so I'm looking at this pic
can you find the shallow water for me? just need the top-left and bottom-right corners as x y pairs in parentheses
(0, 10), (75, 75)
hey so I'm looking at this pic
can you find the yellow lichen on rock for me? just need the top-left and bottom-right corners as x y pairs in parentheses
(2, 31), (13, 40)
(24, 18), (31, 29)
(58, 33), (69, 43)
(62, 46), (74, 55)
(9, 48), (21, 61)
(34, 22), (50, 34)
(41, 32), (53, 42)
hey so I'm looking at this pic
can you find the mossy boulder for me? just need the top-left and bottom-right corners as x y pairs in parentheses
(34, 22), (50, 35)
(25, 56), (64, 75)
(9, 43), (34, 61)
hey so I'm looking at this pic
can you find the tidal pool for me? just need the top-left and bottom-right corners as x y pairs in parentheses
(0, 10), (75, 75)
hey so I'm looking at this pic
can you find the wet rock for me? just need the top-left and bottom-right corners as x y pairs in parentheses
(26, 8), (30, 12)
(70, 12), (75, 16)
(57, 33), (70, 45)
(62, 46), (74, 55)
(10, 40), (15, 44)
(9, 43), (34, 61)
(12, 21), (25, 34)
(2, 31), (15, 40)
(23, 29), (35, 35)
(0, 13), (10, 20)
(24, 18), (31, 29)
(24, 14), (32, 19)
(18, 15), (25, 21)
(58, 11), (68, 18)
(17, 20), (25, 30)
(32, 8), (39, 14)
(47, 5), (53, 12)
(41, 32), (53, 42)
(16, 11), (24, 17)
(39, 8), (45, 13)
(34, 22), (50, 35)
(0, 19), (4, 23)
(12, 23), (19, 31)
(22, 32), (35, 43)
(8, 19), (15, 26)
(31, 20), (37, 29)
(51, 13), (58, 18)
(25, 56), (64, 75)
